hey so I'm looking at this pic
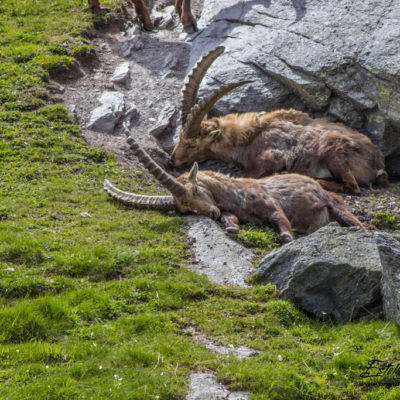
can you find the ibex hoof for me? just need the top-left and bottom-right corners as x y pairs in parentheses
(280, 232), (293, 244)
(226, 226), (239, 236)
(183, 20), (198, 33)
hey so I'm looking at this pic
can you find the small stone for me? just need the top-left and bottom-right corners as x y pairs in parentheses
(80, 212), (92, 218)
(110, 62), (131, 85)
(87, 91), (125, 133)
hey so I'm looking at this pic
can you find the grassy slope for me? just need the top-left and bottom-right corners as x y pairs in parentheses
(0, 1), (399, 399)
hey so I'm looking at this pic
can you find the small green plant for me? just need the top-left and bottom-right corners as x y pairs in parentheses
(237, 223), (280, 255)
(370, 211), (398, 229)
(71, 45), (93, 57)
(32, 55), (73, 70)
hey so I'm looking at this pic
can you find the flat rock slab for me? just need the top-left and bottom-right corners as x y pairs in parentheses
(186, 216), (254, 287)
(186, 373), (249, 400)
(185, 326), (260, 360)
(255, 223), (383, 322)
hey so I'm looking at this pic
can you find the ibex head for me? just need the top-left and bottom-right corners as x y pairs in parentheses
(105, 136), (220, 220)
(169, 47), (250, 168)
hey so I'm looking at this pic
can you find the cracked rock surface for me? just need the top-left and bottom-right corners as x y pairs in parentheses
(189, 0), (400, 175)
(186, 216), (255, 287)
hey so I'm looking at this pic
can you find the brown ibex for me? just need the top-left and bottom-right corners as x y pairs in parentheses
(104, 135), (366, 243)
(87, 0), (197, 32)
(170, 47), (389, 195)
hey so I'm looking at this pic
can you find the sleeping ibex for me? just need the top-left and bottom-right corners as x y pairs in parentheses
(88, 0), (197, 32)
(104, 135), (366, 243)
(170, 47), (389, 195)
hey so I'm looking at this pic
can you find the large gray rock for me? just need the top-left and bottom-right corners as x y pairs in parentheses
(255, 224), (383, 322)
(190, 0), (400, 175)
(375, 231), (400, 327)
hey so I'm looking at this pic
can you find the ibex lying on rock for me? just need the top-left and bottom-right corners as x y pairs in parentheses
(104, 136), (366, 243)
(170, 47), (389, 195)
(88, 0), (197, 32)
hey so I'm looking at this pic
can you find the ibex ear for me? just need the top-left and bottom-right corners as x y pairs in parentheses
(209, 129), (221, 143)
(188, 162), (198, 184)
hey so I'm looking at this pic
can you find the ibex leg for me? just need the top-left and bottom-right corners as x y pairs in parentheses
(131, 0), (154, 30)
(325, 157), (361, 195)
(260, 203), (293, 243)
(221, 212), (240, 235)
(176, 0), (197, 33)
(87, 0), (101, 13)
(328, 192), (366, 231)
(316, 179), (349, 194)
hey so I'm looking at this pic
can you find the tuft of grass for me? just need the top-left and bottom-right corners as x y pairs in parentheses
(237, 223), (280, 255)
(370, 211), (398, 229)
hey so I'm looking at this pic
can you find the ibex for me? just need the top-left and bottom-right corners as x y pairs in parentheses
(88, 0), (197, 32)
(104, 135), (366, 243)
(170, 47), (389, 195)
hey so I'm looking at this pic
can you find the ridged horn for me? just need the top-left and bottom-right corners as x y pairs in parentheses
(181, 46), (225, 127)
(104, 179), (176, 210)
(183, 81), (252, 138)
(126, 136), (188, 197)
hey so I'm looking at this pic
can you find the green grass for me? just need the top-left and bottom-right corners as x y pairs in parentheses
(1, 0), (400, 398)
(370, 211), (398, 230)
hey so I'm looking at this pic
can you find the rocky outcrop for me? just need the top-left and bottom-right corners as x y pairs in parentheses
(189, 0), (400, 175)
(375, 231), (400, 327)
(255, 224), (383, 322)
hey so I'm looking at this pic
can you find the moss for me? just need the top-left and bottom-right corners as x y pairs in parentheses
(71, 44), (93, 57)
(32, 54), (73, 70)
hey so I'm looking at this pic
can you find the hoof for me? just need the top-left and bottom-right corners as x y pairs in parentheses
(142, 22), (155, 31)
(226, 226), (239, 236)
(183, 21), (198, 34)
(97, 7), (110, 15)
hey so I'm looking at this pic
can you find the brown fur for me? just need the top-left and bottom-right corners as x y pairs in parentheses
(173, 165), (366, 243)
(87, 0), (197, 32)
(171, 109), (389, 195)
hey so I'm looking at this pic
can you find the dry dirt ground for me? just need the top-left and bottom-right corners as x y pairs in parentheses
(58, 0), (400, 235)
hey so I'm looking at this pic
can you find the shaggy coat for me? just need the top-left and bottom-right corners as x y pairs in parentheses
(105, 134), (366, 244)
(171, 109), (388, 195)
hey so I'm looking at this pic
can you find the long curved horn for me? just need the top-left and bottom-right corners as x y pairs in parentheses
(183, 81), (252, 138)
(126, 136), (187, 197)
(181, 46), (225, 127)
(104, 179), (176, 210)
